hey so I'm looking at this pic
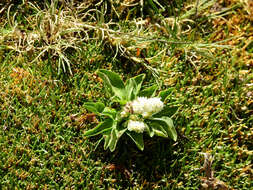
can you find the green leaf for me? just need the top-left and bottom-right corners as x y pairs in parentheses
(108, 128), (118, 152)
(103, 123), (127, 152)
(125, 78), (137, 101)
(126, 131), (144, 151)
(98, 69), (125, 99)
(145, 123), (155, 137)
(150, 117), (177, 141)
(84, 118), (113, 137)
(84, 102), (105, 114)
(103, 131), (111, 150)
(102, 107), (117, 119)
(131, 74), (146, 94)
(125, 74), (145, 100)
(158, 88), (174, 101)
(139, 85), (158, 97)
(148, 121), (168, 138)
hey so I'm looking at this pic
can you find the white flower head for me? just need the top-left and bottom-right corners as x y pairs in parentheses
(131, 97), (148, 115)
(131, 97), (164, 118)
(127, 120), (146, 133)
(147, 97), (164, 113)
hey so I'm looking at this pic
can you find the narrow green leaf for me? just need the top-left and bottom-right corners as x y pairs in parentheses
(131, 74), (145, 95)
(125, 74), (145, 100)
(108, 128), (118, 152)
(103, 131), (111, 150)
(139, 85), (158, 97)
(84, 118), (113, 137)
(125, 78), (137, 101)
(145, 124), (155, 137)
(98, 69), (125, 99)
(126, 131), (144, 151)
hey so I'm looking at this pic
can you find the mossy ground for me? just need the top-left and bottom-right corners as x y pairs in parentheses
(0, 0), (252, 189)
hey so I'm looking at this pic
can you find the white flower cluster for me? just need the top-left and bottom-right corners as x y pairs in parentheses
(127, 120), (146, 133)
(131, 97), (164, 118)
(120, 97), (164, 133)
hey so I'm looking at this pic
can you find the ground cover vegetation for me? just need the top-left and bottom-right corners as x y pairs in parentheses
(0, 0), (252, 189)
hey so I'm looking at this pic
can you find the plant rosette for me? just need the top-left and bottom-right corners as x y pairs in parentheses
(83, 69), (177, 152)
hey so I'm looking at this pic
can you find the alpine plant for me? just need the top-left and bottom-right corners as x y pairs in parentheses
(83, 69), (177, 152)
